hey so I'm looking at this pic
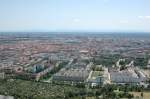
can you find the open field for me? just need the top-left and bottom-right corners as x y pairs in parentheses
(143, 69), (150, 77)
(86, 97), (96, 99)
(130, 92), (150, 99)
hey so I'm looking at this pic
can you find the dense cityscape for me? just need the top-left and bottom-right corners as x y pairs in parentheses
(0, 0), (150, 98)
(0, 33), (150, 99)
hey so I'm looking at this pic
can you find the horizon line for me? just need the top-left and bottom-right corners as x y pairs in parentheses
(0, 31), (150, 34)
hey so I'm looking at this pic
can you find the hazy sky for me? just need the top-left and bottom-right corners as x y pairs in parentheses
(0, 0), (150, 32)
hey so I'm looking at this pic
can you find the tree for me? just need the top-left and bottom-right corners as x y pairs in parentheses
(95, 90), (101, 96)
(141, 92), (143, 98)
(127, 94), (134, 99)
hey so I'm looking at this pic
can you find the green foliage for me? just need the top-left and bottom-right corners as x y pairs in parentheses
(119, 61), (125, 66)
(118, 84), (144, 92)
(0, 79), (80, 99)
(92, 54), (121, 66)
(0, 79), (145, 99)
(75, 83), (86, 88)
(134, 58), (148, 67)
(120, 65), (127, 71)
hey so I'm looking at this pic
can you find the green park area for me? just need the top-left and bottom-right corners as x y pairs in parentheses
(91, 71), (103, 78)
(0, 79), (81, 99)
(1, 79), (150, 99)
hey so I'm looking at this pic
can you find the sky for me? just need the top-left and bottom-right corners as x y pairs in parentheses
(0, 0), (150, 32)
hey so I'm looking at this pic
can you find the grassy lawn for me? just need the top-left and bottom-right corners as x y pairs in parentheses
(91, 71), (103, 78)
